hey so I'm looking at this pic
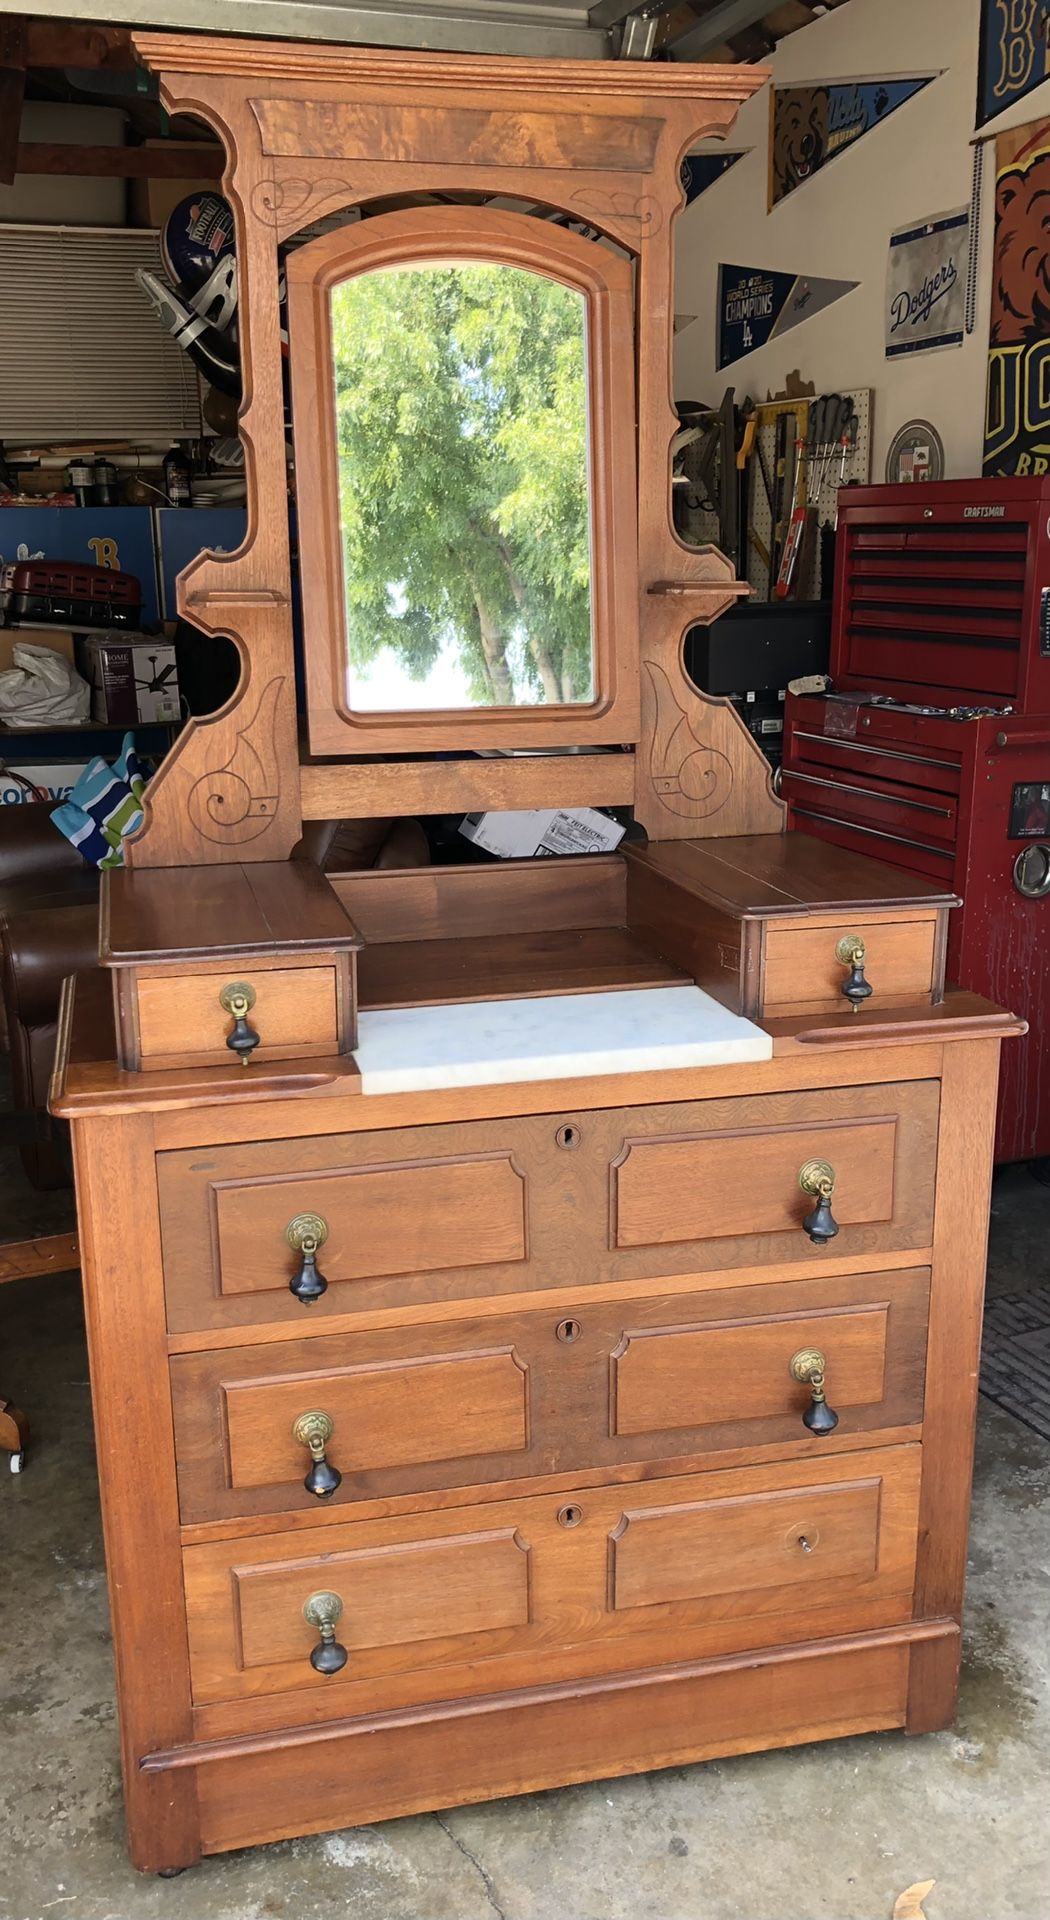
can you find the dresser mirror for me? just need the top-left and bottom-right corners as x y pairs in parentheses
(331, 260), (594, 714)
(287, 205), (640, 756)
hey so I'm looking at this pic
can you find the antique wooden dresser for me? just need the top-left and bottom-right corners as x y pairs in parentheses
(51, 33), (1020, 1873)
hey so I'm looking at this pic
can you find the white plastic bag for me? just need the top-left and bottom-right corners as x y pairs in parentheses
(0, 643), (91, 728)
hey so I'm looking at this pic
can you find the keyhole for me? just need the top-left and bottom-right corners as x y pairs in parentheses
(557, 1504), (583, 1528)
(555, 1124), (581, 1150)
(556, 1318), (582, 1344)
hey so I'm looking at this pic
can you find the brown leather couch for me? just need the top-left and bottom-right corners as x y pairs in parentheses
(0, 806), (428, 1189)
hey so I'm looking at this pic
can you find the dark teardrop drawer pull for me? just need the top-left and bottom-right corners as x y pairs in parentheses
(303, 1590), (348, 1675)
(798, 1159), (839, 1245)
(790, 1346), (839, 1435)
(286, 1212), (329, 1304)
(219, 981), (260, 1064)
(292, 1409), (341, 1498)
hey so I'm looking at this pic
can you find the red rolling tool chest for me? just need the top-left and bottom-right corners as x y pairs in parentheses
(782, 476), (1050, 1163)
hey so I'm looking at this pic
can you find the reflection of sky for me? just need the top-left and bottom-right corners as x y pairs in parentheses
(348, 635), (475, 711)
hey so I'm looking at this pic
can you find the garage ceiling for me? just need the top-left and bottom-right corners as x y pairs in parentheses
(1, 0), (856, 63)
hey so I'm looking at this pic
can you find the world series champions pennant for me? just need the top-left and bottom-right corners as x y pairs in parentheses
(717, 264), (858, 370)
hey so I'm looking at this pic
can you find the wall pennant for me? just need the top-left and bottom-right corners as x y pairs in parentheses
(680, 151), (747, 206)
(886, 207), (969, 358)
(717, 264), (858, 370)
(770, 75), (940, 208)
(978, 0), (1050, 130)
(984, 119), (1050, 476)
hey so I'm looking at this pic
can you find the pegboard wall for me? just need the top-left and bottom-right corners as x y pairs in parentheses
(746, 388), (873, 600)
(675, 388), (873, 601)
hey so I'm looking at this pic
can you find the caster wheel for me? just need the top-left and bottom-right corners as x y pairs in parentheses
(9, 1451), (25, 1474)
(157, 1867), (187, 1878)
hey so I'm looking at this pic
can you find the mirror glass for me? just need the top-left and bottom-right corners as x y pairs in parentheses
(329, 262), (594, 712)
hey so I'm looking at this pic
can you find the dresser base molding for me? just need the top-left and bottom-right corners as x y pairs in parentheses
(135, 1622), (957, 1866)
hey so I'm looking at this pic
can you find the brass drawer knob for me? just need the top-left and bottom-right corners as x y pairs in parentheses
(835, 934), (873, 1012)
(292, 1409), (341, 1499)
(286, 1212), (329, 1305)
(303, 1590), (348, 1676)
(798, 1159), (839, 1245)
(790, 1346), (839, 1435)
(219, 981), (260, 1064)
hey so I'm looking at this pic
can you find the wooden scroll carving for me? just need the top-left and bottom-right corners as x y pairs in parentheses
(128, 33), (783, 866)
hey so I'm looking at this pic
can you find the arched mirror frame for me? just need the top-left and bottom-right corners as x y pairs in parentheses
(123, 36), (783, 868)
(286, 206), (639, 755)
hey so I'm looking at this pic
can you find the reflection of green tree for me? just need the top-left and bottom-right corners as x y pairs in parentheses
(331, 264), (592, 706)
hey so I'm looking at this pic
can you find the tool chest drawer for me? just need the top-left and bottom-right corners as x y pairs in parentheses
(157, 1080), (938, 1332)
(182, 1445), (922, 1721)
(171, 1268), (930, 1522)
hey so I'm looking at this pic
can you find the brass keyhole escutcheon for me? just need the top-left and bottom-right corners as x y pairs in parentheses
(557, 1504), (584, 1528)
(555, 1124), (581, 1150)
(556, 1318), (582, 1344)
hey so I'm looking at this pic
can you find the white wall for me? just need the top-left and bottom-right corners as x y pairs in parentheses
(0, 103), (127, 226)
(674, 0), (1050, 480)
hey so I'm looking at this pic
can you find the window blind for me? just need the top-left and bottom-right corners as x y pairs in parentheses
(0, 224), (202, 440)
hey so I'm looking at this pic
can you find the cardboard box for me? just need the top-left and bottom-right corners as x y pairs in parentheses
(459, 807), (626, 859)
(0, 762), (91, 805)
(75, 633), (180, 725)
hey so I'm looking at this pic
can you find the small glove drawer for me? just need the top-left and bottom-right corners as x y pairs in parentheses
(170, 1267), (929, 1522)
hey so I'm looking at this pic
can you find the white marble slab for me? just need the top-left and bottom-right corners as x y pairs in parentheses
(354, 985), (772, 1095)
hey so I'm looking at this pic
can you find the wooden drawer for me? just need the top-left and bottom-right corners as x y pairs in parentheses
(171, 1269), (929, 1522)
(182, 1445), (922, 1718)
(761, 915), (939, 1017)
(158, 1080), (937, 1332)
(607, 1080), (938, 1276)
(126, 957), (351, 1072)
(158, 1113), (538, 1332)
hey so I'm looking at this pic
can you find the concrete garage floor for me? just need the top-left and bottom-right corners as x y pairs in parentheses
(2, 1168), (1049, 1920)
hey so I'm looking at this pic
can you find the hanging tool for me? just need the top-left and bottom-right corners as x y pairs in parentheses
(775, 399), (818, 599)
(778, 394), (853, 598)
(835, 401), (859, 494)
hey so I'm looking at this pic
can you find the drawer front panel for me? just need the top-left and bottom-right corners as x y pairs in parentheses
(171, 1269), (929, 1522)
(183, 1445), (921, 1717)
(213, 1155), (526, 1293)
(615, 1119), (894, 1245)
(611, 1479), (880, 1612)
(136, 965), (339, 1069)
(762, 918), (937, 1015)
(613, 1301), (899, 1437)
(225, 1350), (528, 1489)
(158, 1114), (546, 1332)
(609, 1081), (937, 1273)
(159, 1081), (937, 1332)
(235, 1528), (529, 1670)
